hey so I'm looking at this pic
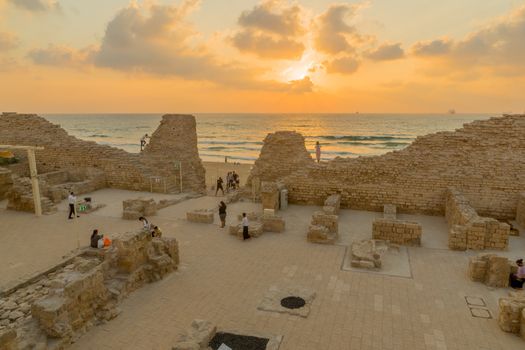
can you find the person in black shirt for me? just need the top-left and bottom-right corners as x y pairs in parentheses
(216, 177), (224, 196)
(219, 201), (227, 228)
(90, 229), (102, 248)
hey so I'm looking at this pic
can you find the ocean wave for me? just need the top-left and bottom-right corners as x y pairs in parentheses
(199, 140), (263, 146)
(313, 135), (413, 142)
(89, 134), (111, 138)
(204, 146), (262, 152)
(200, 153), (257, 161)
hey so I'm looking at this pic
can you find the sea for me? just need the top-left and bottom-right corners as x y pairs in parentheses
(42, 114), (495, 163)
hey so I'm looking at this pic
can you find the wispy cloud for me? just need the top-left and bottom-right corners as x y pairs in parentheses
(8, 0), (59, 12)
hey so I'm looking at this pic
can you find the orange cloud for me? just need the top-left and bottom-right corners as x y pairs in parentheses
(231, 0), (306, 60)
(365, 43), (404, 61)
(412, 5), (525, 76)
(0, 31), (18, 51)
(324, 56), (360, 75)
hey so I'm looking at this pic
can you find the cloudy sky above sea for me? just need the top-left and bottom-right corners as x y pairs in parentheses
(0, 0), (524, 113)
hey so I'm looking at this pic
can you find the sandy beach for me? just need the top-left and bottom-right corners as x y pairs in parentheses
(203, 161), (252, 191)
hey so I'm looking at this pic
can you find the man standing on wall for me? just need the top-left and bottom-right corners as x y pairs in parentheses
(68, 192), (79, 219)
(140, 134), (150, 152)
(315, 142), (321, 163)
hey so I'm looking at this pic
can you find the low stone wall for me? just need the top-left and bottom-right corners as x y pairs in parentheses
(517, 193), (525, 229)
(446, 188), (509, 250)
(307, 212), (339, 244)
(187, 209), (214, 224)
(0, 230), (179, 348)
(0, 167), (13, 200)
(468, 254), (510, 288)
(498, 291), (525, 340)
(261, 181), (281, 211)
(372, 219), (422, 246)
(123, 198), (157, 219)
(6, 168), (107, 214)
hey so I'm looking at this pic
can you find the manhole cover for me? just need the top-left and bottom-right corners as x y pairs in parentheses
(465, 296), (486, 307)
(209, 332), (269, 350)
(280, 296), (306, 309)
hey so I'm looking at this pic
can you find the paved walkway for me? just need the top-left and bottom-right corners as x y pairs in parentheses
(1, 190), (524, 349)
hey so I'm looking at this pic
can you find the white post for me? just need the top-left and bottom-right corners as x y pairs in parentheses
(27, 149), (42, 216)
(179, 161), (183, 194)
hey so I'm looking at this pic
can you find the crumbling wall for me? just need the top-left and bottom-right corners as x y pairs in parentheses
(0, 113), (206, 194)
(517, 193), (525, 229)
(468, 254), (510, 288)
(372, 219), (422, 246)
(143, 114), (206, 193)
(0, 167), (13, 200)
(446, 188), (509, 250)
(248, 131), (314, 186)
(0, 230), (179, 348)
(249, 115), (525, 218)
(498, 291), (525, 339)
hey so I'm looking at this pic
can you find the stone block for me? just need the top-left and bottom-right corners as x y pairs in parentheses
(187, 210), (214, 224)
(262, 215), (285, 233)
(0, 329), (17, 350)
(307, 225), (336, 244)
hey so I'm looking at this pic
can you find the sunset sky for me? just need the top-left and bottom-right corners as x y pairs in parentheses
(0, 0), (524, 113)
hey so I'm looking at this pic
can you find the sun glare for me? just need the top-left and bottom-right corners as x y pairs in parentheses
(282, 52), (316, 81)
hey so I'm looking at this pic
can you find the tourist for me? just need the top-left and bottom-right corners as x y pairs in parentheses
(216, 176), (224, 196)
(226, 172), (231, 192)
(68, 192), (79, 219)
(139, 216), (150, 231)
(233, 171), (240, 189)
(219, 201), (227, 228)
(140, 134), (150, 151)
(242, 212), (250, 240)
(315, 141), (321, 163)
(151, 226), (162, 238)
(510, 259), (525, 289)
(90, 229), (102, 248)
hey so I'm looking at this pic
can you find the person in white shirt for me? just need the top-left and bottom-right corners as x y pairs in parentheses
(140, 134), (150, 151)
(68, 192), (79, 219)
(241, 212), (250, 240)
(139, 216), (151, 231)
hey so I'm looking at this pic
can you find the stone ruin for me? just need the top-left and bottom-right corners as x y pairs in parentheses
(260, 182), (282, 212)
(187, 209), (215, 224)
(370, 204), (422, 246)
(350, 239), (389, 269)
(0, 230), (179, 349)
(6, 168), (106, 215)
(516, 193), (525, 231)
(0, 114), (206, 205)
(248, 115), (525, 221)
(0, 167), (13, 201)
(498, 291), (525, 340)
(446, 188), (509, 250)
(307, 194), (340, 244)
(468, 253), (511, 288)
(122, 196), (188, 220)
(229, 211), (285, 239)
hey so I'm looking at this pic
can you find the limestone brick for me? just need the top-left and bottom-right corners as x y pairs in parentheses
(249, 115), (525, 219)
(517, 193), (525, 229)
(468, 254), (511, 288)
(372, 219), (422, 246)
(187, 210), (214, 224)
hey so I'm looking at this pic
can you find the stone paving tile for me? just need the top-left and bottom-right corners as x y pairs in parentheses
(2, 196), (525, 350)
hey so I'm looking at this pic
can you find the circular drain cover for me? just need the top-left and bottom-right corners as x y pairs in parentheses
(280, 296), (306, 309)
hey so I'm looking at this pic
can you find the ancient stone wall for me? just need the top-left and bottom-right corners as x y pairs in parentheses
(517, 193), (525, 229)
(249, 115), (525, 219)
(445, 189), (509, 250)
(372, 219), (422, 246)
(248, 131), (314, 185)
(0, 230), (179, 348)
(0, 167), (13, 200)
(0, 113), (206, 194)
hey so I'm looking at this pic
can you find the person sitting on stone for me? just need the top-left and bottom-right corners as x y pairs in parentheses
(139, 216), (150, 231)
(90, 229), (102, 248)
(510, 259), (525, 289)
(151, 226), (162, 238)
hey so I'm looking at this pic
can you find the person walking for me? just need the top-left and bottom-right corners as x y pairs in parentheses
(219, 201), (227, 228)
(216, 176), (224, 196)
(68, 192), (79, 219)
(241, 212), (250, 240)
(139, 216), (150, 231)
(315, 141), (321, 163)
